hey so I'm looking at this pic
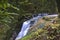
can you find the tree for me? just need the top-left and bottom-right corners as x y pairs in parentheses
(56, 0), (60, 18)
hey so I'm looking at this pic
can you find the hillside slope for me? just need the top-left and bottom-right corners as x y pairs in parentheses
(20, 17), (60, 40)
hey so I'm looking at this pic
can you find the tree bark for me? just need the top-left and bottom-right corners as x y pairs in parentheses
(56, 0), (60, 18)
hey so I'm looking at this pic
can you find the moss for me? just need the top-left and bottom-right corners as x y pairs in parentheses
(0, 24), (10, 40)
(20, 18), (60, 40)
(20, 29), (47, 40)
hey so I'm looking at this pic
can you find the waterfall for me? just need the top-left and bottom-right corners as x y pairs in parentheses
(15, 14), (48, 40)
(15, 16), (40, 40)
(15, 21), (31, 40)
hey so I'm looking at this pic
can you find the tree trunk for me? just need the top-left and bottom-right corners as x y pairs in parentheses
(56, 0), (60, 18)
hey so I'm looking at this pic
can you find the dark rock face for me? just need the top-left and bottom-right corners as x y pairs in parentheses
(9, 31), (17, 40)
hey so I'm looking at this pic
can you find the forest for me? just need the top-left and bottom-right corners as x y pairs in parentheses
(0, 0), (60, 40)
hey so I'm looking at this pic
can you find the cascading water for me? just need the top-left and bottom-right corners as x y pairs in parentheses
(15, 21), (31, 40)
(15, 14), (48, 40)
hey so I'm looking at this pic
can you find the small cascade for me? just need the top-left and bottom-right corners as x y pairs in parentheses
(15, 21), (31, 40)
(15, 14), (48, 40)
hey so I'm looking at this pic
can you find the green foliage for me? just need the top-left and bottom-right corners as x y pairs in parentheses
(0, 0), (58, 40)
(21, 21), (60, 40)
(0, 0), (19, 40)
(21, 29), (46, 40)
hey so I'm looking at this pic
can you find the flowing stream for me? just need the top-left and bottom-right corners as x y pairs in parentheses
(15, 14), (58, 40)
(15, 21), (31, 40)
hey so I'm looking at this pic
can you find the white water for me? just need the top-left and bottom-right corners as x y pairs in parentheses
(15, 21), (31, 40)
(15, 14), (48, 40)
(15, 14), (42, 40)
(15, 14), (58, 40)
(45, 14), (58, 17)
